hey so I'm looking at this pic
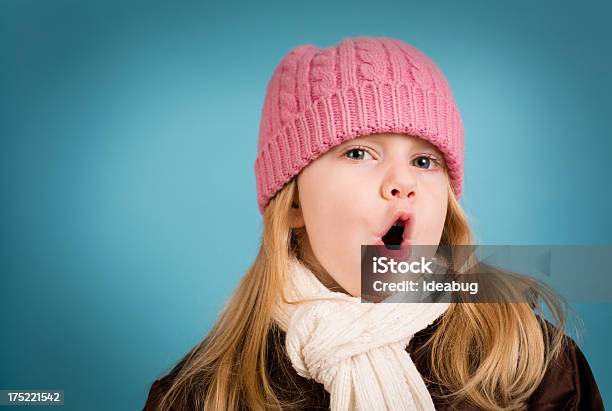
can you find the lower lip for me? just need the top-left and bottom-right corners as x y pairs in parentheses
(373, 238), (412, 261)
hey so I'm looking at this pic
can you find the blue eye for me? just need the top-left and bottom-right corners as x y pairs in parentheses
(412, 155), (440, 169)
(344, 147), (373, 161)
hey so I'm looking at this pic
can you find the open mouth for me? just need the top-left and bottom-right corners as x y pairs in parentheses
(381, 220), (405, 250)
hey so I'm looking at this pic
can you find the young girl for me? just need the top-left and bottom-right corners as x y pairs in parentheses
(144, 36), (604, 410)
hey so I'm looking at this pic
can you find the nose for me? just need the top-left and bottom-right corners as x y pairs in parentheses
(381, 167), (417, 201)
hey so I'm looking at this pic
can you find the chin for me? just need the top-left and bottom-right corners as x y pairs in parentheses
(346, 282), (362, 297)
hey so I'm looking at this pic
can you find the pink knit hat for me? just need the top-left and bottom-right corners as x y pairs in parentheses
(254, 36), (464, 215)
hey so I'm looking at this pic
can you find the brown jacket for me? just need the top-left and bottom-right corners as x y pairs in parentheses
(143, 320), (604, 410)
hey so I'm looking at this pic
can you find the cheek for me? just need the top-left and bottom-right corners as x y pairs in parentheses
(417, 177), (449, 241)
(300, 169), (366, 247)
(299, 162), (368, 226)
(297, 163), (372, 292)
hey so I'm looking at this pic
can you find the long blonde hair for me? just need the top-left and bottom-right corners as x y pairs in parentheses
(156, 177), (572, 410)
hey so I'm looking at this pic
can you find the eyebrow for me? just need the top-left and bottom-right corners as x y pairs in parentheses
(338, 135), (439, 152)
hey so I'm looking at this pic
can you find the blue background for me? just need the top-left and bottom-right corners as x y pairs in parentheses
(1, 0), (610, 409)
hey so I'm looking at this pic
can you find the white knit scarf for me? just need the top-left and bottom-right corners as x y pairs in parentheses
(272, 256), (450, 411)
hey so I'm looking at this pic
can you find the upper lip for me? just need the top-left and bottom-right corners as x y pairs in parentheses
(376, 209), (414, 243)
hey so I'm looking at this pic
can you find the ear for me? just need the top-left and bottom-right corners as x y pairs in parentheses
(288, 190), (305, 229)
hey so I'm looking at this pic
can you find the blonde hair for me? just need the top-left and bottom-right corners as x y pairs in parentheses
(155, 177), (573, 410)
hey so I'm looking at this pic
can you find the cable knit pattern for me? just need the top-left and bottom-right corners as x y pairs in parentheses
(255, 36), (464, 214)
(279, 52), (300, 125)
(355, 38), (388, 83)
(310, 48), (337, 100)
(273, 256), (450, 411)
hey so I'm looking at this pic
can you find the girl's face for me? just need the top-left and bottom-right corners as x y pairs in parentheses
(291, 133), (449, 297)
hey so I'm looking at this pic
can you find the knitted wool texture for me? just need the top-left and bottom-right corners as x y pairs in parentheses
(273, 256), (450, 411)
(255, 36), (464, 214)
